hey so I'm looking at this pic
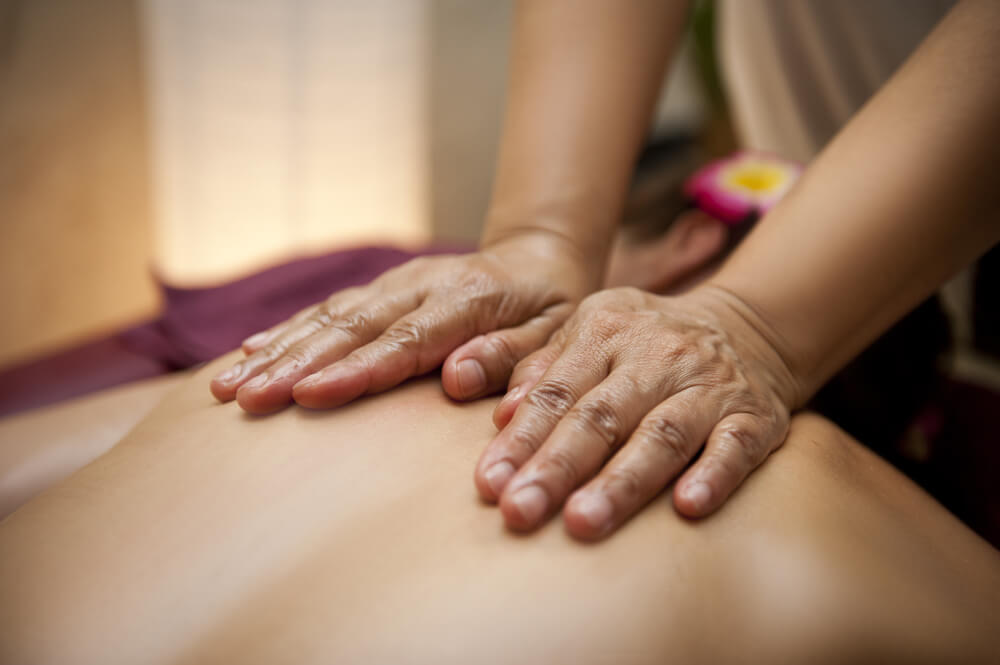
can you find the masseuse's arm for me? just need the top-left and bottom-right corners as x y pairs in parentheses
(478, 0), (1000, 538)
(210, 0), (687, 414)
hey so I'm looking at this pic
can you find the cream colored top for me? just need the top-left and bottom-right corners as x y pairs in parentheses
(720, 0), (956, 162)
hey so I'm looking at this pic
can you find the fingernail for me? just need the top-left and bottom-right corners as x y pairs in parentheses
(456, 358), (487, 397)
(574, 492), (613, 531)
(502, 384), (524, 405)
(484, 461), (515, 496)
(214, 365), (240, 383)
(682, 482), (712, 512)
(243, 331), (268, 348)
(243, 373), (269, 391)
(496, 385), (524, 415)
(510, 485), (548, 525)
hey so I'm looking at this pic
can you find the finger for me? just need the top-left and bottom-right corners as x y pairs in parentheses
(496, 370), (658, 532)
(240, 286), (369, 354)
(441, 303), (573, 401)
(235, 298), (414, 414)
(673, 411), (786, 518)
(210, 293), (415, 402)
(562, 389), (717, 540)
(473, 341), (609, 505)
(291, 298), (482, 409)
(491, 331), (567, 430)
(240, 305), (318, 354)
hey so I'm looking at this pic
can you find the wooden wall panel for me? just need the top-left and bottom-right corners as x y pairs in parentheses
(0, 0), (159, 369)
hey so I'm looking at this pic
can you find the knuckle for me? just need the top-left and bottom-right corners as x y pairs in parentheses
(663, 339), (693, 365)
(337, 310), (375, 340)
(720, 424), (761, 462)
(708, 453), (745, 483)
(508, 427), (544, 457)
(537, 448), (581, 488)
(523, 379), (577, 416)
(281, 344), (314, 367)
(312, 302), (337, 327)
(586, 311), (627, 342)
(258, 339), (291, 363)
(611, 370), (641, 397)
(640, 414), (690, 463)
(483, 333), (521, 371)
(380, 319), (425, 352)
(572, 398), (625, 452)
(604, 465), (644, 501)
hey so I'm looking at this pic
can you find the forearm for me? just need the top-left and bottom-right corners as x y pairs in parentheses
(482, 0), (687, 282)
(709, 0), (1000, 403)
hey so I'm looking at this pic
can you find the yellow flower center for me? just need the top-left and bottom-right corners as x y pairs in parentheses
(724, 164), (787, 193)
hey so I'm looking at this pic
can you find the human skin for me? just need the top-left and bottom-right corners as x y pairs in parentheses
(1, 354), (999, 665)
(209, 0), (686, 412)
(212, 0), (1000, 540)
(0, 372), (188, 519)
(477, 0), (1000, 537)
(0, 213), (722, 517)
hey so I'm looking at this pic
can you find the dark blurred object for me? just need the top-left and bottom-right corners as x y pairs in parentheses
(918, 380), (1000, 549)
(624, 134), (705, 242)
(972, 242), (1000, 359)
(810, 296), (952, 459)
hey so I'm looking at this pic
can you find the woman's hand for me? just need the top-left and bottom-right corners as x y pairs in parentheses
(474, 285), (802, 540)
(210, 234), (596, 414)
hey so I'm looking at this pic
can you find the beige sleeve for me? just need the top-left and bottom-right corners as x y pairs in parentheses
(719, 0), (955, 161)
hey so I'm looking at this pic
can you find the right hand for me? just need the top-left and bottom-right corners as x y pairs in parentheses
(210, 233), (595, 414)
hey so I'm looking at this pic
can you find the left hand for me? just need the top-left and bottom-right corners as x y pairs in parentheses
(473, 285), (802, 540)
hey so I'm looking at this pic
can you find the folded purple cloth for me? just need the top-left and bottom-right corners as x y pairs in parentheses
(0, 245), (466, 417)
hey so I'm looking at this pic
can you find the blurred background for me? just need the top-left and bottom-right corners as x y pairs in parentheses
(1, 0), (998, 544)
(0, 0), (707, 369)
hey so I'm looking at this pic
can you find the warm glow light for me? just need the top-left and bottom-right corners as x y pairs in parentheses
(142, 0), (431, 285)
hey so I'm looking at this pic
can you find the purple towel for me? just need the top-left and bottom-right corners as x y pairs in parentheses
(0, 245), (466, 416)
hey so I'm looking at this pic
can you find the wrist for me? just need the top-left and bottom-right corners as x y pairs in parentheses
(480, 224), (609, 294)
(685, 283), (807, 410)
(482, 188), (619, 263)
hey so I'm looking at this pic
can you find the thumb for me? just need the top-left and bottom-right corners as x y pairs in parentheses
(442, 304), (572, 402)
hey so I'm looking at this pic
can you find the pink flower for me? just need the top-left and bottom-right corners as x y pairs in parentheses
(683, 151), (803, 225)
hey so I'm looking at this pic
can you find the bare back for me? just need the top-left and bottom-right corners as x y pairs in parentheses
(1, 354), (998, 664)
